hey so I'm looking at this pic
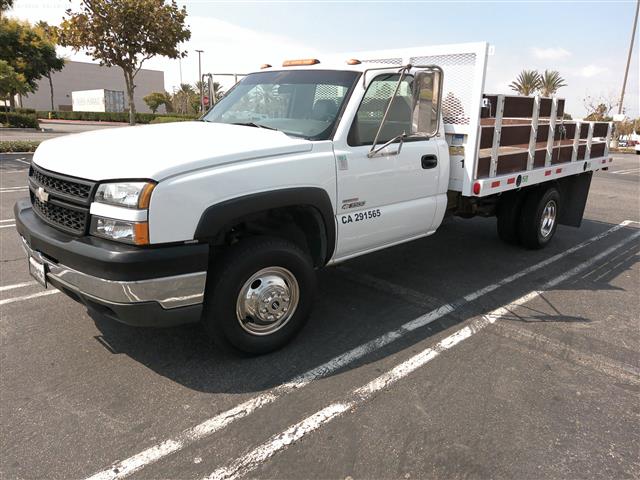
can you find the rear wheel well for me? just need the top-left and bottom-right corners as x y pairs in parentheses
(210, 206), (329, 268)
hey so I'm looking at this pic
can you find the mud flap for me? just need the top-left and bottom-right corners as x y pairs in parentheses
(558, 171), (593, 227)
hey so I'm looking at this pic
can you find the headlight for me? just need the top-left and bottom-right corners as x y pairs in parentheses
(90, 217), (149, 245)
(94, 182), (155, 209)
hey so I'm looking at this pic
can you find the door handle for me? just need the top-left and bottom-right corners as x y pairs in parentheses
(421, 154), (438, 169)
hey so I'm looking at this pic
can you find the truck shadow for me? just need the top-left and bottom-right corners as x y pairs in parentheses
(89, 216), (639, 394)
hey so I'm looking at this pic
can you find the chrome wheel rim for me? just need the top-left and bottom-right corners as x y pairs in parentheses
(235, 266), (299, 336)
(540, 200), (557, 238)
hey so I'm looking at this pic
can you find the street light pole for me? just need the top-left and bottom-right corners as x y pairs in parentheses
(618, 0), (639, 115)
(196, 49), (204, 113)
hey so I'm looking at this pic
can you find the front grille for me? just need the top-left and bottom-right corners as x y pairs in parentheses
(29, 165), (96, 235)
(30, 165), (93, 203)
(32, 197), (88, 235)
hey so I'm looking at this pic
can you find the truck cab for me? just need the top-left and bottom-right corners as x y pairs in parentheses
(15, 43), (612, 354)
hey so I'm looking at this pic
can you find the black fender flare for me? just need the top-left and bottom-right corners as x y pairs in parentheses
(194, 187), (336, 263)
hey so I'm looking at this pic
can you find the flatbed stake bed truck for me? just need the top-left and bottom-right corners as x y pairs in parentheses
(15, 43), (613, 354)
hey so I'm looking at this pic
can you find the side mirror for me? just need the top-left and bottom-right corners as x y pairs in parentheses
(411, 68), (443, 137)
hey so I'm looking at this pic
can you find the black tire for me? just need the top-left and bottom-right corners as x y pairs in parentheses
(496, 192), (524, 245)
(518, 187), (560, 249)
(202, 237), (316, 355)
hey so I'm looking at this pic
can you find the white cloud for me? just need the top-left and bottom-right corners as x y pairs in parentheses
(579, 65), (608, 78)
(144, 16), (322, 91)
(6, 1), (321, 92)
(531, 47), (571, 60)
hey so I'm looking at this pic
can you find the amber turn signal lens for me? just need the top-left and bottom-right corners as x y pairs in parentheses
(260, 63), (272, 69)
(133, 222), (150, 245)
(137, 183), (156, 209)
(346, 58), (361, 65)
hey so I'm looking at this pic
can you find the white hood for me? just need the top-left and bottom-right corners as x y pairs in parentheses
(32, 121), (313, 181)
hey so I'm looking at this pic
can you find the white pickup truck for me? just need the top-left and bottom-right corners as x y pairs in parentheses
(15, 43), (613, 354)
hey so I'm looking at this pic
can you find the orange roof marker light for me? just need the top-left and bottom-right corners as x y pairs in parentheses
(346, 58), (361, 65)
(282, 58), (320, 67)
(260, 64), (272, 69)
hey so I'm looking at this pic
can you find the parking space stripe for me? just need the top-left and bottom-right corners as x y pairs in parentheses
(0, 290), (59, 306)
(0, 281), (36, 292)
(84, 220), (638, 480)
(0, 224), (16, 229)
(611, 167), (640, 175)
(0, 186), (28, 193)
(206, 228), (640, 480)
(493, 323), (640, 383)
(0, 218), (14, 223)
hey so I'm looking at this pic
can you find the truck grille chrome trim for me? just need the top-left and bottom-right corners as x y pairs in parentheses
(21, 236), (206, 309)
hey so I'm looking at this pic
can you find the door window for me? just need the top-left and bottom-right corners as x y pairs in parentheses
(348, 74), (413, 146)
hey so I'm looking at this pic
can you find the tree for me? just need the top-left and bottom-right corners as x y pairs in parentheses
(34, 21), (64, 111)
(143, 91), (171, 113)
(583, 94), (617, 121)
(0, 17), (64, 109)
(539, 70), (567, 97)
(172, 83), (196, 114)
(509, 70), (541, 96)
(0, 60), (27, 123)
(211, 81), (225, 103)
(0, 0), (14, 15)
(59, 0), (190, 125)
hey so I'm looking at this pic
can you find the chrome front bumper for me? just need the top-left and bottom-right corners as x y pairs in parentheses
(21, 236), (206, 310)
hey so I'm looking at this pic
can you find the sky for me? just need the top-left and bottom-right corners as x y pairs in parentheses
(6, 0), (639, 119)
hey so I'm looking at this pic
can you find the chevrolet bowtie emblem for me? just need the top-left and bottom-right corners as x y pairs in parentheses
(36, 186), (49, 203)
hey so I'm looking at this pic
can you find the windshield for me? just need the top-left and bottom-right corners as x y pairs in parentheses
(202, 70), (359, 140)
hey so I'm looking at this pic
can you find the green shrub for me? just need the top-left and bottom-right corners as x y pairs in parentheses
(37, 110), (197, 124)
(0, 140), (41, 152)
(0, 107), (36, 114)
(1, 112), (39, 128)
(149, 116), (194, 124)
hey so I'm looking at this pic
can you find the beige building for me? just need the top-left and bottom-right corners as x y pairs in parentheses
(19, 60), (165, 113)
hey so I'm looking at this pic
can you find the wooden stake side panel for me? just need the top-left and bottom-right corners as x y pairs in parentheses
(471, 93), (612, 195)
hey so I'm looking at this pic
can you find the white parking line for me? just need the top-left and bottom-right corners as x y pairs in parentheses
(0, 218), (14, 223)
(611, 167), (640, 175)
(84, 220), (638, 480)
(206, 228), (640, 480)
(0, 224), (16, 229)
(12, 158), (31, 166)
(0, 290), (59, 306)
(0, 281), (36, 292)
(0, 186), (28, 193)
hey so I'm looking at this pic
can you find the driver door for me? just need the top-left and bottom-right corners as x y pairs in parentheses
(333, 73), (446, 260)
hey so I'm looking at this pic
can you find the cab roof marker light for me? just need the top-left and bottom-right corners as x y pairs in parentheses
(346, 58), (361, 65)
(260, 64), (272, 69)
(282, 58), (320, 67)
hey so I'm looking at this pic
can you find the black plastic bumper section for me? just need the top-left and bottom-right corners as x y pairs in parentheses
(15, 198), (209, 281)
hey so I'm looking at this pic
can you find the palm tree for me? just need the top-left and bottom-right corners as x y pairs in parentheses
(211, 82), (225, 103)
(539, 70), (567, 97)
(509, 70), (541, 96)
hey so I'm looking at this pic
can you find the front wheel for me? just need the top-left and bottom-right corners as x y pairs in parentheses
(518, 187), (560, 249)
(202, 237), (316, 355)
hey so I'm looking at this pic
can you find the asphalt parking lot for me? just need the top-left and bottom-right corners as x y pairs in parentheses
(1, 152), (638, 480)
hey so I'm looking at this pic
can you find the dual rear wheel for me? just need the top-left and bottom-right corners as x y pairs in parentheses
(497, 186), (560, 249)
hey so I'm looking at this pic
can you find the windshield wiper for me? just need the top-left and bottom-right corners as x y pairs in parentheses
(231, 122), (277, 131)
